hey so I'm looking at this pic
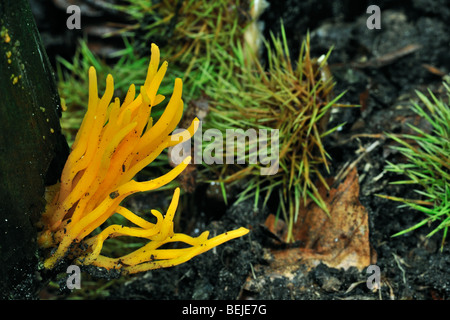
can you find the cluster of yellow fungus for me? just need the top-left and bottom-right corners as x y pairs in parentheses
(38, 43), (249, 274)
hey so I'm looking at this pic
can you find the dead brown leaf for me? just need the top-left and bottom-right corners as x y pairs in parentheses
(264, 167), (375, 272)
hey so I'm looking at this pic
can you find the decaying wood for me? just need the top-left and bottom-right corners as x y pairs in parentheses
(0, 0), (69, 299)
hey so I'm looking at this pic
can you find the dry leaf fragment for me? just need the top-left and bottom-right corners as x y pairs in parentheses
(265, 167), (375, 271)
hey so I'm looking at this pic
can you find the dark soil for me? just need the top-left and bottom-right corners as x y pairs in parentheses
(33, 0), (450, 300)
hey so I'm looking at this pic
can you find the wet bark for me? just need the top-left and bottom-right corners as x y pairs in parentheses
(0, 0), (69, 299)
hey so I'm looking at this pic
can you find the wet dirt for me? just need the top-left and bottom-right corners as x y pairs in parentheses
(34, 0), (450, 300)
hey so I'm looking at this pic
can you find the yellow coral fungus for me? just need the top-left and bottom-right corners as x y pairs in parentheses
(38, 43), (249, 273)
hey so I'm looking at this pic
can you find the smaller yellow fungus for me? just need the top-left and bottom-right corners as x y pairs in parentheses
(38, 43), (249, 273)
(60, 98), (67, 112)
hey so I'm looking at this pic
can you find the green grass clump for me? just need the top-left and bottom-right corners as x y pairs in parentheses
(379, 81), (450, 249)
(113, 0), (251, 97)
(202, 26), (348, 242)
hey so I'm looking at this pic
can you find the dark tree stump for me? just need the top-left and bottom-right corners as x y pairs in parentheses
(0, 0), (69, 299)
